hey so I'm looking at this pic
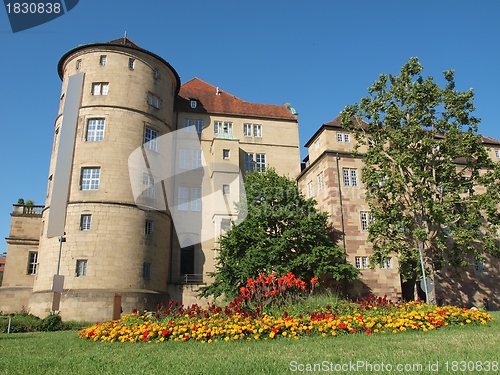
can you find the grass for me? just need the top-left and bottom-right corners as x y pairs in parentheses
(0, 311), (498, 374)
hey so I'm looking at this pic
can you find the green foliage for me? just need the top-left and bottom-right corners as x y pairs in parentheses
(17, 198), (24, 205)
(40, 314), (63, 332)
(25, 200), (35, 206)
(199, 169), (359, 299)
(0, 311), (41, 333)
(341, 57), (500, 281)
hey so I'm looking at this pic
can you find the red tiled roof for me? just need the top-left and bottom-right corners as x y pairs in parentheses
(175, 78), (297, 120)
(108, 37), (141, 48)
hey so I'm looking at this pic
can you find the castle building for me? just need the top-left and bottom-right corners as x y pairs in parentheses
(1, 38), (499, 320)
(297, 116), (500, 307)
(0, 38), (300, 321)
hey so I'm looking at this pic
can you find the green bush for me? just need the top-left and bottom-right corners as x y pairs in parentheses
(40, 314), (63, 332)
(0, 312), (41, 333)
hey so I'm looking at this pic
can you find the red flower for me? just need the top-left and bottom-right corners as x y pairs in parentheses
(161, 329), (170, 337)
(338, 323), (347, 329)
(365, 330), (372, 336)
(311, 277), (318, 286)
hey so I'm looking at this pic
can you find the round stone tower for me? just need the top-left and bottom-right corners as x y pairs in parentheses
(30, 38), (180, 321)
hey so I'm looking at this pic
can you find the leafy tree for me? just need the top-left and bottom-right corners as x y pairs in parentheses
(199, 169), (359, 299)
(340, 57), (500, 293)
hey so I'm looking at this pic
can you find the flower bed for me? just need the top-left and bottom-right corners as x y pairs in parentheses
(79, 299), (492, 343)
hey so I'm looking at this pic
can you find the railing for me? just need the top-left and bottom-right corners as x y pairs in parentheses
(0, 316), (12, 334)
(180, 274), (204, 284)
(12, 204), (44, 216)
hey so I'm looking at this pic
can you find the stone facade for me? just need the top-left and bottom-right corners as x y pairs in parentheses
(297, 116), (500, 308)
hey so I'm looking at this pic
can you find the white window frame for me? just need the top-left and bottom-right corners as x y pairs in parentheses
(223, 122), (233, 134)
(243, 123), (252, 137)
(76, 259), (87, 277)
(76, 59), (81, 70)
(223, 184), (230, 195)
(223, 149), (230, 159)
(100, 55), (107, 66)
(147, 93), (160, 109)
(179, 149), (191, 169)
(86, 119), (105, 142)
(315, 139), (320, 150)
(28, 252), (38, 275)
(190, 100), (197, 108)
(142, 172), (156, 198)
(256, 153), (266, 172)
(81, 168), (100, 190)
(307, 181), (314, 198)
(317, 172), (325, 191)
(144, 127), (158, 151)
(214, 121), (223, 134)
(192, 149), (202, 169)
(253, 124), (262, 137)
(191, 187), (202, 211)
(344, 134), (350, 143)
(128, 58), (135, 70)
(474, 259), (486, 272)
(337, 133), (343, 142)
(80, 214), (92, 231)
(92, 82), (109, 96)
(495, 150), (500, 158)
(360, 211), (370, 231)
(361, 257), (368, 269)
(343, 168), (358, 187)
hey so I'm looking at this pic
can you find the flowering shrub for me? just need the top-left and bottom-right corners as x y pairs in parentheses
(239, 272), (317, 311)
(79, 298), (492, 343)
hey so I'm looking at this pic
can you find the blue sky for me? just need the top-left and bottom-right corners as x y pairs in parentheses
(1, 0), (500, 253)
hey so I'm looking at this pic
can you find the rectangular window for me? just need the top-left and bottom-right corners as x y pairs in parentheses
(28, 252), (38, 275)
(315, 139), (320, 150)
(317, 172), (325, 191)
(253, 124), (262, 137)
(100, 55), (107, 66)
(178, 187), (189, 211)
(337, 133), (343, 142)
(86, 119), (105, 142)
(360, 212), (370, 231)
(81, 168), (100, 190)
(351, 170), (358, 187)
(256, 153), (266, 172)
(179, 149), (190, 169)
(145, 220), (153, 236)
(153, 69), (159, 79)
(474, 259), (486, 272)
(191, 187), (202, 211)
(128, 58), (135, 70)
(192, 149), (202, 169)
(142, 172), (156, 198)
(307, 181), (314, 198)
(80, 214), (91, 231)
(361, 257), (368, 269)
(184, 119), (193, 132)
(355, 256), (369, 269)
(214, 121), (223, 134)
(386, 257), (392, 269)
(76, 260), (87, 277)
(194, 120), (203, 133)
(92, 82), (109, 96)
(243, 123), (252, 137)
(223, 149), (230, 159)
(344, 134), (350, 143)
(244, 153), (255, 172)
(495, 150), (500, 158)
(190, 100), (197, 108)
(147, 93), (160, 109)
(343, 169), (358, 187)
(143, 263), (151, 280)
(223, 184), (230, 195)
(76, 59), (82, 70)
(144, 127), (158, 151)
(223, 122), (233, 134)
(343, 169), (350, 186)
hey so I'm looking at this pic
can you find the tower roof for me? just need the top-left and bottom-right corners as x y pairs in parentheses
(175, 78), (297, 121)
(57, 37), (180, 94)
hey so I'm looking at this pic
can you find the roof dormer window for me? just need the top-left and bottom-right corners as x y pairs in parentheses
(190, 100), (197, 109)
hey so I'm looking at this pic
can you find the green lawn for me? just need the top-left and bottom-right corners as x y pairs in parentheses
(1, 312), (499, 375)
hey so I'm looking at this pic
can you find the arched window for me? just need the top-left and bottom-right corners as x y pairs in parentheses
(180, 245), (194, 275)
